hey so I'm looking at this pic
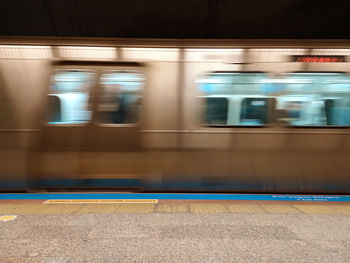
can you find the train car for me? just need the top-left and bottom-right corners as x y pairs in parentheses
(1, 38), (350, 193)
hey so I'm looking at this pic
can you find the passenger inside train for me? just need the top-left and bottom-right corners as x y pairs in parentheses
(47, 71), (143, 125)
(199, 72), (350, 126)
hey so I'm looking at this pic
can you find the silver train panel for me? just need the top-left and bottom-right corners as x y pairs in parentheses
(0, 39), (350, 192)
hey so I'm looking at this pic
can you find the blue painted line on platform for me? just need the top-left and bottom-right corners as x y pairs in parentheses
(0, 193), (349, 202)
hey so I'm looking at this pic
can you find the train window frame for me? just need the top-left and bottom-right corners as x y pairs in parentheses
(281, 71), (350, 129)
(92, 69), (145, 128)
(44, 68), (97, 127)
(196, 71), (274, 128)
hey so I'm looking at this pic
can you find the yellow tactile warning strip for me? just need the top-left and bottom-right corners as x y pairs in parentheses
(190, 204), (228, 213)
(45, 199), (158, 204)
(328, 206), (350, 214)
(115, 204), (155, 213)
(41, 204), (83, 214)
(226, 204), (266, 214)
(155, 204), (188, 213)
(0, 203), (350, 215)
(0, 204), (48, 214)
(294, 205), (338, 214)
(78, 204), (120, 214)
(262, 205), (301, 214)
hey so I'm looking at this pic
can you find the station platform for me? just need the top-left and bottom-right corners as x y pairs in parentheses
(0, 193), (350, 262)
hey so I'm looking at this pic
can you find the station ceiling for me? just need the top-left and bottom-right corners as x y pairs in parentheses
(0, 0), (349, 39)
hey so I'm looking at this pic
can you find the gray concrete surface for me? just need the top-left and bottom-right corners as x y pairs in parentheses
(0, 213), (349, 263)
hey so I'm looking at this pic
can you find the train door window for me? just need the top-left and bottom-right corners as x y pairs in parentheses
(205, 97), (228, 125)
(197, 72), (271, 126)
(276, 97), (312, 125)
(277, 73), (350, 126)
(47, 71), (95, 124)
(240, 98), (269, 125)
(96, 71), (143, 124)
(324, 98), (350, 125)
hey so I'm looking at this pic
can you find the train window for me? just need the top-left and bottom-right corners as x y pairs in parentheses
(324, 99), (350, 125)
(205, 97), (228, 125)
(240, 98), (269, 125)
(47, 71), (96, 124)
(276, 73), (350, 126)
(198, 72), (272, 126)
(96, 71), (143, 124)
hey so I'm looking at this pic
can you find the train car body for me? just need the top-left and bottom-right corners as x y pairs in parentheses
(1, 38), (350, 193)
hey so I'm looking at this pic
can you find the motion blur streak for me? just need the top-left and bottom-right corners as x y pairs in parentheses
(1, 39), (350, 193)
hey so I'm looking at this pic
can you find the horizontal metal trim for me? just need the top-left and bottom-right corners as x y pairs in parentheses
(2, 37), (350, 48)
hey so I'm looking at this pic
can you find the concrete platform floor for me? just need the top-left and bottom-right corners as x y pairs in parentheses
(0, 201), (350, 263)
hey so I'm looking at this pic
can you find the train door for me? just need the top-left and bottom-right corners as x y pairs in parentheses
(32, 61), (145, 188)
(41, 61), (144, 151)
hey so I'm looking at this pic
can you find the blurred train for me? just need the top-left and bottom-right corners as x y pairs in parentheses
(1, 38), (350, 193)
